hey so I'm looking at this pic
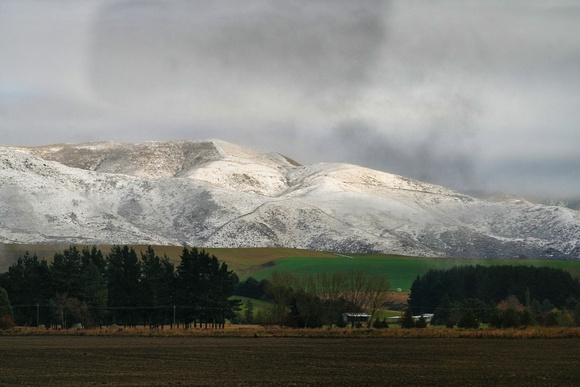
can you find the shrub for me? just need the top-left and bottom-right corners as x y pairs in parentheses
(500, 308), (520, 328)
(0, 315), (14, 330)
(415, 315), (427, 328)
(545, 310), (560, 327)
(400, 309), (416, 328)
(457, 309), (479, 329)
(557, 310), (576, 327)
(489, 309), (502, 328)
(519, 309), (534, 327)
(372, 318), (389, 329)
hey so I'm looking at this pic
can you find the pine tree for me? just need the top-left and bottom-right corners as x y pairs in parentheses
(175, 247), (201, 328)
(51, 246), (83, 299)
(141, 246), (175, 329)
(457, 309), (479, 329)
(81, 246), (106, 275)
(0, 286), (14, 330)
(244, 299), (254, 324)
(106, 245), (141, 327)
(519, 309), (534, 327)
(5, 252), (51, 326)
(81, 262), (108, 327)
(175, 247), (239, 329)
(0, 287), (13, 319)
(401, 308), (416, 328)
(432, 294), (451, 326)
(415, 314), (428, 328)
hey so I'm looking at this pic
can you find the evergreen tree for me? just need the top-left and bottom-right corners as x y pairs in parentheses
(175, 247), (239, 328)
(50, 246), (109, 327)
(80, 262), (108, 327)
(235, 277), (267, 299)
(213, 260), (241, 328)
(415, 314), (428, 328)
(81, 246), (106, 275)
(489, 309), (503, 329)
(286, 289), (322, 328)
(556, 310), (576, 327)
(51, 246), (83, 299)
(106, 245), (141, 326)
(520, 309), (534, 327)
(244, 299), (254, 324)
(545, 309), (560, 327)
(0, 272), (8, 292)
(372, 317), (389, 329)
(457, 309), (479, 329)
(400, 308), (416, 328)
(432, 294), (451, 326)
(175, 247), (201, 328)
(408, 265), (580, 314)
(4, 252), (51, 326)
(140, 246), (175, 329)
(500, 308), (520, 328)
(0, 286), (14, 330)
(0, 287), (13, 319)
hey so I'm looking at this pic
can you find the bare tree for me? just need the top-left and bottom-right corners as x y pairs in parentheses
(365, 275), (391, 327)
(344, 271), (369, 312)
(266, 271), (297, 325)
(317, 271), (347, 325)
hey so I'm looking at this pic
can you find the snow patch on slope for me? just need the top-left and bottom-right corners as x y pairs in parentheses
(1, 141), (579, 260)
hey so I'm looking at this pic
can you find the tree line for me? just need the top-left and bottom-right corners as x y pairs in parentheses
(233, 270), (391, 328)
(408, 265), (580, 328)
(0, 246), (240, 329)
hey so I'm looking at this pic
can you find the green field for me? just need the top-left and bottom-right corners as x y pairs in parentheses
(0, 244), (336, 276)
(248, 254), (580, 291)
(2, 244), (580, 291)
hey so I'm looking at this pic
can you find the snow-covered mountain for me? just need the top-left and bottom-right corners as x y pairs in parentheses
(1, 140), (578, 259)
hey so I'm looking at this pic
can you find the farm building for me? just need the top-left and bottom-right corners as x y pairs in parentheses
(342, 313), (371, 325)
(388, 314), (434, 324)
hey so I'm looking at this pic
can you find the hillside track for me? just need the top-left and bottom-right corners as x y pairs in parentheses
(1, 336), (579, 386)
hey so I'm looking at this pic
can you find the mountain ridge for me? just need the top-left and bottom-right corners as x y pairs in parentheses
(1, 140), (578, 260)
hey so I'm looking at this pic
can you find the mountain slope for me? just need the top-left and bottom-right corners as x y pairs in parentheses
(1, 140), (578, 259)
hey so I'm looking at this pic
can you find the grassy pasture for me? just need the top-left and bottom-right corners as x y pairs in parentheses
(231, 295), (272, 315)
(0, 244), (336, 277)
(248, 254), (580, 291)
(2, 244), (580, 291)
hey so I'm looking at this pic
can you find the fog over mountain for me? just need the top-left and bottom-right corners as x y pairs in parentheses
(1, 140), (578, 261)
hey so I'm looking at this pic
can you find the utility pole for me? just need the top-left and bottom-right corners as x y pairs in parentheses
(36, 303), (39, 328)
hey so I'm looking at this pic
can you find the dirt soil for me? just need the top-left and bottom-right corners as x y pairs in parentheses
(1, 336), (579, 386)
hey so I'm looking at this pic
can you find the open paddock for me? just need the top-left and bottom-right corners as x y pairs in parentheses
(1, 336), (579, 386)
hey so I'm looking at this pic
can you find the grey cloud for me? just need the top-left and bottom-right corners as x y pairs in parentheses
(317, 121), (479, 193)
(90, 0), (387, 109)
(1, 0), (579, 201)
(482, 156), (580, 200)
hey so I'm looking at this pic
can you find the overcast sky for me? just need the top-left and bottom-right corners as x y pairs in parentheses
(1, 0), (579, 200)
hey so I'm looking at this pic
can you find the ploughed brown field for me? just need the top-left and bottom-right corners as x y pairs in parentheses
(1, 336), (579, 386)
